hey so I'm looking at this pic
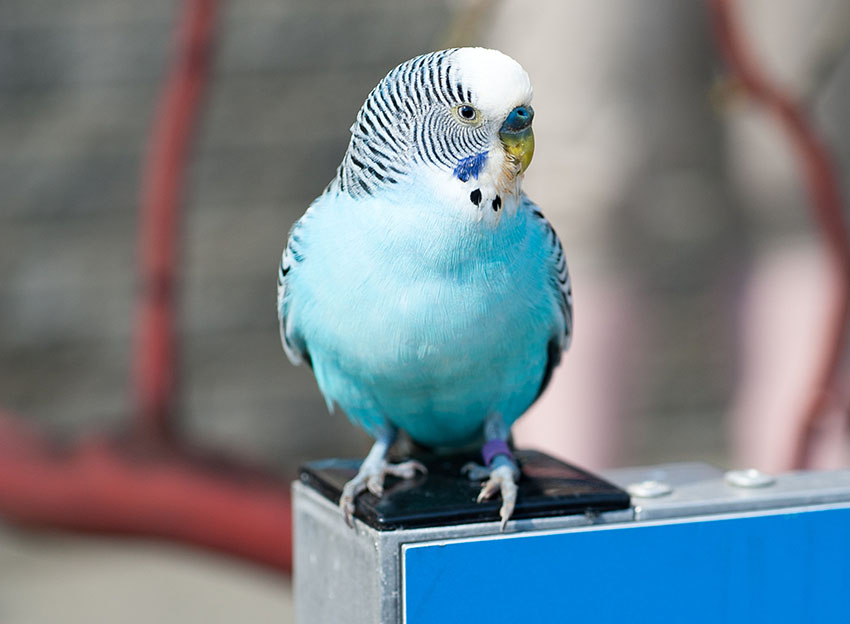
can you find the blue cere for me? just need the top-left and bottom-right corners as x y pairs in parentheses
(453, 151), (488, 182)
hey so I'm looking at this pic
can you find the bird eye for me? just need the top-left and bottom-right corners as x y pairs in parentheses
(454, 104), (480, 124)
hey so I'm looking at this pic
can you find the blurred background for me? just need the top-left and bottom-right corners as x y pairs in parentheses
(1, 0), (848, 621)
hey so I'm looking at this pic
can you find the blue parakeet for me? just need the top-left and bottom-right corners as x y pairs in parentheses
(278, 48), (572, 529)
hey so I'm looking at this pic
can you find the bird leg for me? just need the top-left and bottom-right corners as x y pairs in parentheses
(339, 428), (426, 527)
(461, 414), (520, 531)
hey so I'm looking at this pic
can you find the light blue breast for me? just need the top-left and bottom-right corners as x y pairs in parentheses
(285, 186), (558, 447)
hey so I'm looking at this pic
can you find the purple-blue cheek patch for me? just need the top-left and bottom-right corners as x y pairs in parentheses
(454, 151), (488, 182)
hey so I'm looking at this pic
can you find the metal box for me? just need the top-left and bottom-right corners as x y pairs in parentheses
(294, 456), (850, 623)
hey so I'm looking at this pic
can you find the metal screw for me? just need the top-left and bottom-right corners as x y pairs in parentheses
(724, 468), (776, 489)
(627, 480), (673, 498)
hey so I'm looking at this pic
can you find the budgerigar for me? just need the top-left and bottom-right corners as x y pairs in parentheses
(278, 48), (572, 530)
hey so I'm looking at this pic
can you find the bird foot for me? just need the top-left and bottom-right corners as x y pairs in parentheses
(339, 458), (426, 527)
(461, 456), (520, 531)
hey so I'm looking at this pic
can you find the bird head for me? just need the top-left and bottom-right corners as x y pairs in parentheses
(333, 48), (535, 216)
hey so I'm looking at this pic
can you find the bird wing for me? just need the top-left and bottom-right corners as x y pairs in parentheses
(277, 215), (310, 366)
(523, 196), (573, 398)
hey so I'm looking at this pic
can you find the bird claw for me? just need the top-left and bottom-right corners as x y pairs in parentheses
(339, 459), (427, 527)
(463, 459), (520, 531)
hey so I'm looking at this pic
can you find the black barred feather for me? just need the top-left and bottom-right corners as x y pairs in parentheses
(528, 201), (573, 351)
(524, 199), (573, 398)
(324, 49), (490, 198)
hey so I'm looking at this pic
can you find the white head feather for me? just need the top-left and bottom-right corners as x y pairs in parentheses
(453, 48), (533, 124)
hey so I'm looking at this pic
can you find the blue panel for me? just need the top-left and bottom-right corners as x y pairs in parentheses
(403, 506), (850, 624)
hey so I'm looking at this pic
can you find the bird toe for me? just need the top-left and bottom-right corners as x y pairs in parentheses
(469, 463), (519, 529)
(366, 474), (384, 497)
(386, 459), (427, 479)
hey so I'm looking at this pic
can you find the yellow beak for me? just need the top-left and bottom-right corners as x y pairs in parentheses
(500, 127), (534, 175)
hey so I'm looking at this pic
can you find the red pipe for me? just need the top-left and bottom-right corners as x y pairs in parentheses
(709, 0), (850, 468)
(134, 0), (217, 443)
(0, 414), (292, 571)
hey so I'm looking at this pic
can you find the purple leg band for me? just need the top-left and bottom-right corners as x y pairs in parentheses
(482, 439), (513, 467)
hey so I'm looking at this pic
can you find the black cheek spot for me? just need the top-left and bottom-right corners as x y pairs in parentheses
(470, 189), (482, 206)
(492, 195), (502, 212)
